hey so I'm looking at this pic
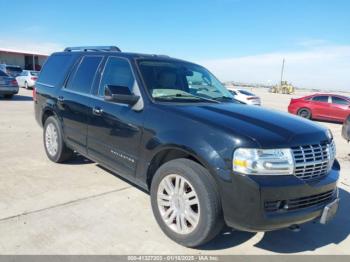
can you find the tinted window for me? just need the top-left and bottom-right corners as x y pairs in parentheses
(6, 66), (22, 77)
(238, 89), (255, 96)
(38, 54), (76, 86)
(98, 57), (135, 96)
(332, 96), (349, 105)
(66, 56), (102, 94)
(312, 96), (329, 103)
(0, 70), (7, 77)
(30, 71), (38, 76)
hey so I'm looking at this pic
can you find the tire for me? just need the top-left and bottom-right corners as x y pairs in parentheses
(297, 108), (312, 119)
(4, 94), (13, 99)
(150, 158), (224, 247)
(43, 116), (73, 163)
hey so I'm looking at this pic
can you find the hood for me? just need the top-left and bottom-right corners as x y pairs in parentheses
(168, 103), (330, 148)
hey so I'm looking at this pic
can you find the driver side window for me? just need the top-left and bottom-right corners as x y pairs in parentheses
(98, 57), (135, 97)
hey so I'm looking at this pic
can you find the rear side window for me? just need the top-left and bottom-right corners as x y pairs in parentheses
(66, 56), (103, 94)
(98, 57), (135, 96)
(38, 54), (76, 87)
(312, 96), (329, 103)
(332, 96), (349, 105)
(0, 70), (7, 76)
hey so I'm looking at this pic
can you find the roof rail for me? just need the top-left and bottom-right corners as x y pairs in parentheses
(64, 46), (121, 52)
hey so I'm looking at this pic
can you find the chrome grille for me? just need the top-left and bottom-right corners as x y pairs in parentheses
(291, 140), (336, 181)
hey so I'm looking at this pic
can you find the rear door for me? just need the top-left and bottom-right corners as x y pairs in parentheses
(310, 95), (330, 119)
(329, 96), (350, 122)
(57, 55), (103, 154)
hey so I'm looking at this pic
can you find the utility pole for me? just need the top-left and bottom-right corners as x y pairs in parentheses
(280, 58), (285, 85)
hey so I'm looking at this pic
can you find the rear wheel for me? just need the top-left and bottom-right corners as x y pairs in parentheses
(150, 158), (224, 247)
(43, 116), (73, 163)
(297, 108), (312, 119)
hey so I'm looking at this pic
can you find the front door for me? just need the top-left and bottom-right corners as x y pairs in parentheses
(329, 96), (350, 122)
(87, 57), (144, 177)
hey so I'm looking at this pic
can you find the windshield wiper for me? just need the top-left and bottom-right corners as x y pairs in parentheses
(213, 96), (234, 101)
(155, 93), (220, 103)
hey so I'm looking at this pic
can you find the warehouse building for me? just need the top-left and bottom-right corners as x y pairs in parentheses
(0, 48), (48, 71)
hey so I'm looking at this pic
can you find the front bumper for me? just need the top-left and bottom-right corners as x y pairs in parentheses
(0, 86), (19, 95)
(219, 159), (340, 232)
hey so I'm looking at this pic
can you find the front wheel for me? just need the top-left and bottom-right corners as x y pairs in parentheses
(43, 116), (73, 163)
(150, 158), (224, 247)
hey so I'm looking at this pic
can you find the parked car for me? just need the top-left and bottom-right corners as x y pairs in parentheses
(288, 94), (350, 122)
(0, 64), (23, 77)
(342, 115), (350, 141)
(16, 70), (39, 89)
(0, 70), (19, 99)
(228, 88), (261, 105)
(34, 46), (339, 247)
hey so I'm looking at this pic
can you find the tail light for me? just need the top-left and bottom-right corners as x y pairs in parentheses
(247, 97), (259, 100)
(31, 77), (38, 81)
(32, 87), (37, 102)
(11, 79), (17, 85)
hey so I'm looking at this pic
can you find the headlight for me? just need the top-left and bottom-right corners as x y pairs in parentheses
(326, 129), (333, 140)
(233, 148), (294, 175)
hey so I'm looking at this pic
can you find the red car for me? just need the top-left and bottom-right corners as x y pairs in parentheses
(288, 93), (350, 122)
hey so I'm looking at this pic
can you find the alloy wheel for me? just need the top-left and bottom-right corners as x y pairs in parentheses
(45, 123), (58, 156)
(157, 174), (200, 234)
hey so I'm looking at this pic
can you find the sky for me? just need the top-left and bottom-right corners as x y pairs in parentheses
(0, 0), (349, 90)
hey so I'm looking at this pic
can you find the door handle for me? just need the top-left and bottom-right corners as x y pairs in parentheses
(57, 96), (64, 103)
(93, 106), (103, 116)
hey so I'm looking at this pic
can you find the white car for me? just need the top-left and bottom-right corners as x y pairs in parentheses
(228, 88), (261, 106)
(16, 70), (39, 89)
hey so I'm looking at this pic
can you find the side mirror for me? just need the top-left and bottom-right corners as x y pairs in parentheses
(104, 85), (140, 106)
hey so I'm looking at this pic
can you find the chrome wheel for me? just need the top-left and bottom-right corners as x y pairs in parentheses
(157, 174), (200, 234)
(45, 123), (58, 156)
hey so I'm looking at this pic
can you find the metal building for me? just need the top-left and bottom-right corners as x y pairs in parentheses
(0, 48), (48, 71)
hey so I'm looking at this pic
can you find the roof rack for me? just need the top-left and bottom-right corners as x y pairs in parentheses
(64, 46), (121, 52)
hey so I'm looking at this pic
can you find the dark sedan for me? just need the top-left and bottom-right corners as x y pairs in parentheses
(0, 70), (19, 99)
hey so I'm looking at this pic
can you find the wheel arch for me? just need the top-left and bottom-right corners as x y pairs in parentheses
(146, 146), (214, 190)
(42, 108), (57, 126)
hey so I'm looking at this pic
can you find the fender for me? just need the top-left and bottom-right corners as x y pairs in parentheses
(137, 128), (234, 185)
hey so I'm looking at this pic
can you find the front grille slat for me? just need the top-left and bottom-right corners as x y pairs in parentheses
(265, 190), (335, 212)
(291, 141), (335, 182)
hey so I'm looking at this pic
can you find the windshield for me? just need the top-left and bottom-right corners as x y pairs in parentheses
(137, 60), (235, 103)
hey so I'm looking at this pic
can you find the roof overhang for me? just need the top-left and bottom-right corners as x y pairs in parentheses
(0, 48), (49, 57)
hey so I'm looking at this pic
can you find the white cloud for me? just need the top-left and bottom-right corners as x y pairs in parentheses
(0, 38), (63, 55)
(199, 45), (350, 91)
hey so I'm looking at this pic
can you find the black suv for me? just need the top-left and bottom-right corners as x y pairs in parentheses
(34, 46), (340, 247)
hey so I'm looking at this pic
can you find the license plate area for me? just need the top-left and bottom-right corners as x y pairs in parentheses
(320, 198), (339, 224)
